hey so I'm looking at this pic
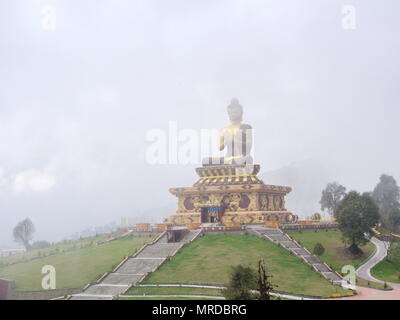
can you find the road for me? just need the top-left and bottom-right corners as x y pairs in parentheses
(331, 236), (400, 300)
(356, 237), (400, 288)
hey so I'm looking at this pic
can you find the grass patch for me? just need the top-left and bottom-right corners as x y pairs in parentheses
(143, 233), (348, 298)
(371, 259), (400, 284)
(0, 233), (123, 265)
(119, 296), (220, 300)
(356, 277), (391, 290)
(127, 286), (222, 296)
(286, 230), (374, 273)
(0, 235), (155, 291)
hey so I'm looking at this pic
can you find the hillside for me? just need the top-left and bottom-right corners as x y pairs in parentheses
(0, 235), (155, 291)
(286, 230), (374, 272)
(143, 233), (349, 297)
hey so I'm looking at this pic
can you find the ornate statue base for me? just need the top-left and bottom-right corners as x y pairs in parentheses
(165, 164), (297, 226)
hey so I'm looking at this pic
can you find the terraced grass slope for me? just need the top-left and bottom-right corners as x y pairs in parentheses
(0, 235), (155, 291)
(143, 233), (349, 297)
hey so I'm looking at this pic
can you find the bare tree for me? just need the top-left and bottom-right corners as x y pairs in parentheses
(13, 218), (35, 250)
(257, 259), (276, 300)
(320, 182), (347, 217)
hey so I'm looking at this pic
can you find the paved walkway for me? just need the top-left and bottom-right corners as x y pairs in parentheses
(333, 236), (400, 300)
(356, 237), (400, 287)
(136, 283), (314, 300)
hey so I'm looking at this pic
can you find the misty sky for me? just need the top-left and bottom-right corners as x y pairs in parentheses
(1, 0), (399, 247)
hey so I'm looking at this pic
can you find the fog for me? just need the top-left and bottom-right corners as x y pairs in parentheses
(1, 0), (399, 247)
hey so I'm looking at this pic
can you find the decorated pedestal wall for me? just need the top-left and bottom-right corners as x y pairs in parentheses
(166, 164), (297, 225)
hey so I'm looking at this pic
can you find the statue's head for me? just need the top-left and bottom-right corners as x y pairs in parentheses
(227, 97), (243, 124)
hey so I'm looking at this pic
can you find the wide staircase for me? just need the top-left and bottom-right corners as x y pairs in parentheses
(250, 227), (342, 285)
(69, 230), (201, 300)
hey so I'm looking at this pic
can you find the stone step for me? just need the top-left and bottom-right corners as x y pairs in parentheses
(266, 234), (290, 242)
(85, 284), (128, 296)
(116, 257), (163, 274)
(322, 272), (342, 282)
(156, 230), (199, 244)
(303, 255), (321, 264)
(136, 243), (181, 258)
(102, 273), (143, 286)
(291, 248), (309, 256)
(259, 230), (282, 236)
(74, 229), (202, 300)
(314, 263), (331, 273)
(253, 228), (342, 285)
(280, 241), (301, 249)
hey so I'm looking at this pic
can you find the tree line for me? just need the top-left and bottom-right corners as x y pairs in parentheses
(320, 174), (400, 254)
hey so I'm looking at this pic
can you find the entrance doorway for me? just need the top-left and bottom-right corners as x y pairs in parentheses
(201, 206), (222, 223)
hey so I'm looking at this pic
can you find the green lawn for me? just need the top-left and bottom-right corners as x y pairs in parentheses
(371, 259), (400, 284)
(126, 286), (223, 296)
(0, 235), (154, 291)
(286, 230), (374, 273)
(356, 277), (391, 290)
(119, 296), (220, 300)
(143, 233), (350, 298)
(0, 233), (123, 265)
(371, 242), (400, 284)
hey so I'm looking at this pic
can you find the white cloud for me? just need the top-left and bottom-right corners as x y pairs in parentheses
(13, 169), (57, 193)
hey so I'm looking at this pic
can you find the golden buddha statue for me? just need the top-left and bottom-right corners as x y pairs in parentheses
(203, 98), (253, 166)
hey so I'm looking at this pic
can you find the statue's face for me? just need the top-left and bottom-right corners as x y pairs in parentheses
(228, 107), (242, 123)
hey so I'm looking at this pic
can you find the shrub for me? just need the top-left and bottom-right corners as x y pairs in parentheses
(313, 243), (325, 256)
(310, 212), (322, 220)
(222, 265), (257, 300)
